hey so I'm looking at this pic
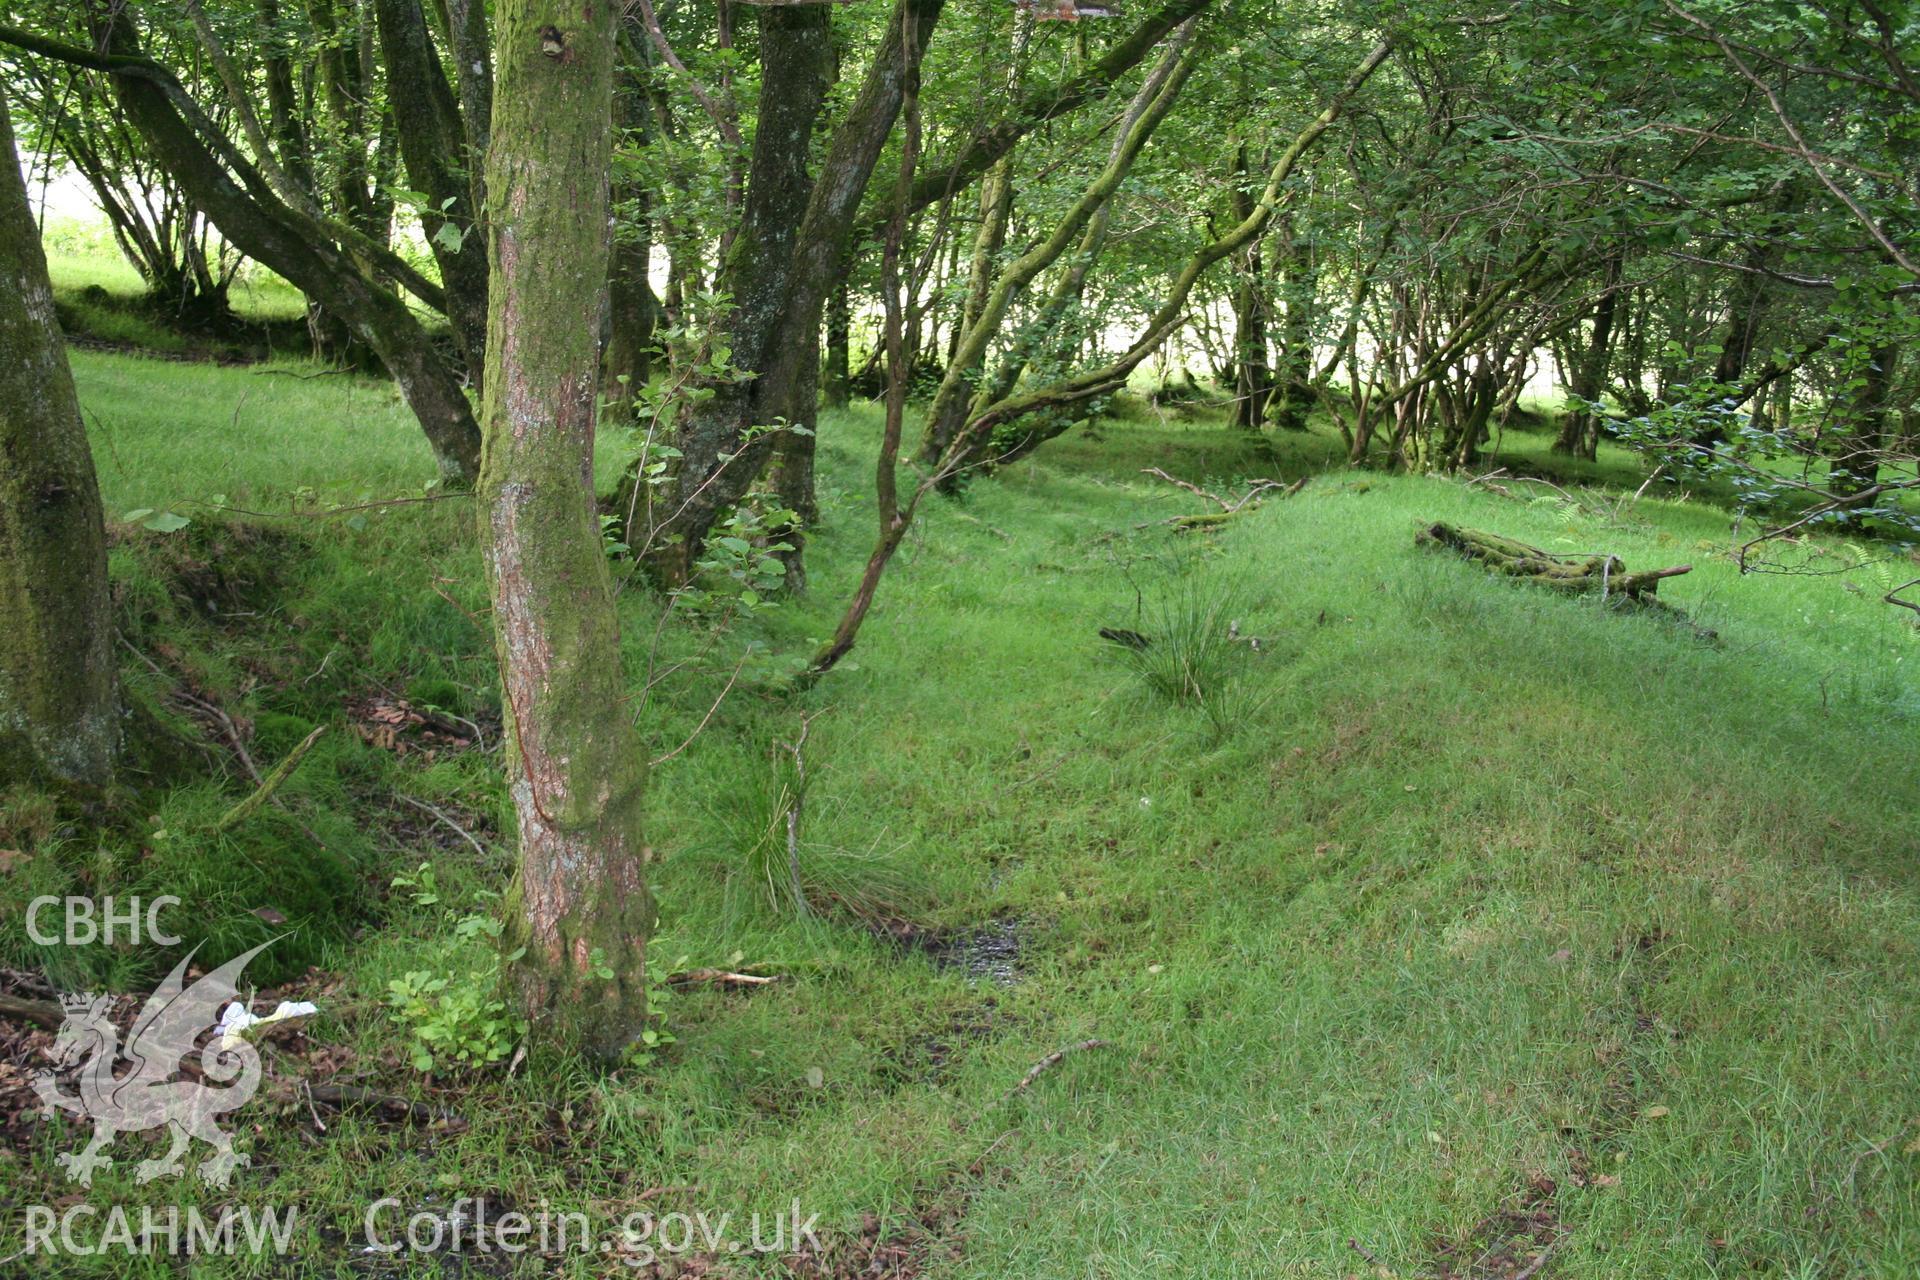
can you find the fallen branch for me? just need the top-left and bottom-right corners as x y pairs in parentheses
(396, 794), (490, 861)
(214, 725), (325, 833)
(0, 993), (62, 1029)
(1141, 467), (1229, 511)
(1885, 577), (1920, 619)
(1006, 1037), (1111, 1098)
(665, 969), (782, 989)
(1136, 474), (1307, 531)
(1417, 522), (1691, 601)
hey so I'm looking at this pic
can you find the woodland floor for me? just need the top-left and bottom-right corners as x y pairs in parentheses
(3, 301), (1919, 1277)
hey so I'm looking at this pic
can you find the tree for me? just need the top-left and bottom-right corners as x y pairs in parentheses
(0, 10), (485, 485)
(0, 88), (116, 789)
(481, 0), (653, 1060)
(614, 0), (1216, 588)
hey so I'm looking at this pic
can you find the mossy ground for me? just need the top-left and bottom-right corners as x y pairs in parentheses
(1, 331), (1918, 1277)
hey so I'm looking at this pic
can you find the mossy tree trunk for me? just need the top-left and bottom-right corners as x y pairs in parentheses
(1226, 140), (1275, 432)
(482, 0), (652, 1062)
(0, 92), (117, 789)
(1270, 218), (1317, 431)
(1831, 344), (1896, 532)
(373, 0), (491, 388)
(1554, 254), (1621, 460)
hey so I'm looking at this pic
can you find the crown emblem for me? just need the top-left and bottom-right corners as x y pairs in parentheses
(59, 991), (98, 1013)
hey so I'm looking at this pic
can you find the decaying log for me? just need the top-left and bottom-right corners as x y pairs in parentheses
(0, 993), (62, 1028)
(1417, 522), (1691, 601)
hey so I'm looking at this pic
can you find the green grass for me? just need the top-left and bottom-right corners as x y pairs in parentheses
(42, 217), (316, 325)
(3, 349), (1919, 1277)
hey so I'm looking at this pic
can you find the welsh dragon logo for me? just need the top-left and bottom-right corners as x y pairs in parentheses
(31, 941), (272, 1189)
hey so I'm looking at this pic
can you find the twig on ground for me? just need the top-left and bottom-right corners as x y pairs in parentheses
(119, 634), (264, 785)
(1132, 474), (1306, 530)
(1006, 1038), (1111, 1098)
(666, 969), (782, 988)
(301, 1080), (327, 1133)
(1512, 1231), (1569, 1280)
(396, 794), (490, 861)
(1141, 467), (1229, 511)
(1226, 479), (1289, 513)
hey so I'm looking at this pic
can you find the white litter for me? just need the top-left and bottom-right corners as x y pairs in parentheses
(215, 1000), (319, 1047)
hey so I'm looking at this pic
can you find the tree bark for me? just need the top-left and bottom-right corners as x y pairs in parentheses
(483, 0), (652, 1060)
(1554, 255), (1622, 459)
(373, 0), (490, 386)
(618, 0), (943, 586)
(0, 91), (117, 788)
(1269, 218), (1316, 430)
(822, 282), (852, 408)
(1227, 141), (1274, 431)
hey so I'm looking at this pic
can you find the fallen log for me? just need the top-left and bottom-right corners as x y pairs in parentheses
(1417, 522), (1691, 601)
(0, 993), (62, 1029)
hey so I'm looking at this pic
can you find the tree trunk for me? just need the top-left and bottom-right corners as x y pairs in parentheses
(822, 282), (852, 407)
(22, 16), (488, 483)
(1227, 141), (1274, 431)
(603, 41), (659, 403)
(1269, 219), (1316, 430)
(373, 0), (490, 387)
(620, 0), (942, 586)
(135, 106), (476, 477)
(1831, 345), (1896, 531)
(917, 38), (1201, 484)
(1697, 182), (1801, 445)
(1554, 256), (1621, 459)
(482, 0), (652, 1061)
(0, 92), (116, 789)
(442, 0), (495, 168)
(920, 150), (1015, 464)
